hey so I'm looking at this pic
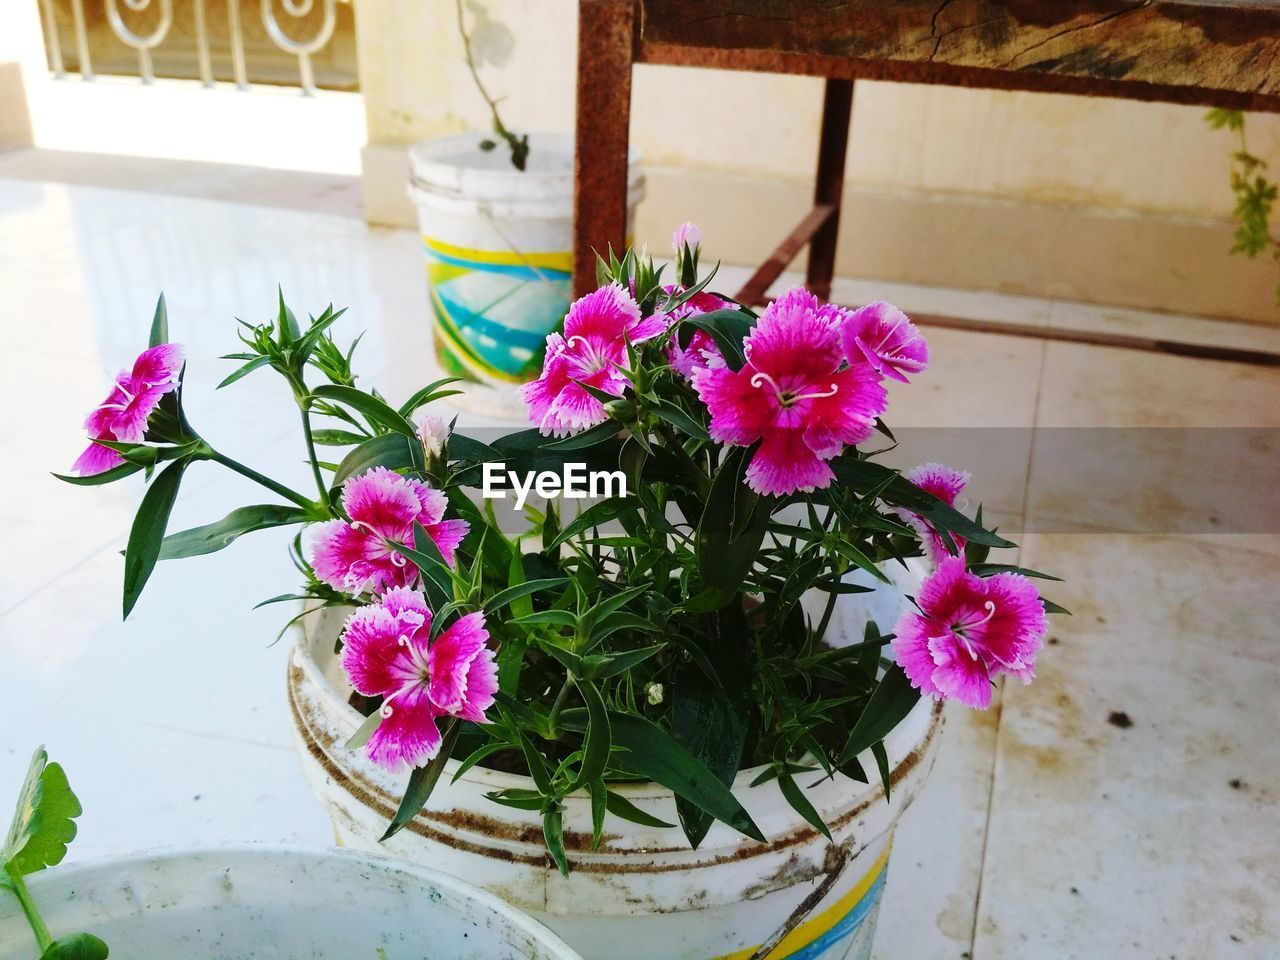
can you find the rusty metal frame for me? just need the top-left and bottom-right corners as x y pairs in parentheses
(572, 0), (1280, 362)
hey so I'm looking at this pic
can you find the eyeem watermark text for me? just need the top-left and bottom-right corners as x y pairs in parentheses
(482, 462), (628, 510)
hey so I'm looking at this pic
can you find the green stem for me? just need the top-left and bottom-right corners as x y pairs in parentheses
(655, 424), (710, 498)
(207, 449), (315, 511)
(546, 677), (574, 739)
(455, 0), (525, 168)
(298, 404), (330, 504)
(4, 867), (53, 953)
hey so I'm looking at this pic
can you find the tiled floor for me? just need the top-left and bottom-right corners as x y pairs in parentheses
(1, 176), (1277, 959)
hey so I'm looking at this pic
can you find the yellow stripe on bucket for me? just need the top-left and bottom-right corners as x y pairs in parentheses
(714, 838), (893, 960)
(421, 235), (573, 273)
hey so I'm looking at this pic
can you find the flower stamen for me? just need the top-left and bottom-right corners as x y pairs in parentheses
(750, 371), (840, 407)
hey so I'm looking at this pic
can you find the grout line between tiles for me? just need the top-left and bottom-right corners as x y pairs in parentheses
(1016, 340), (1050, 536)
(967, 683), (1007, 960)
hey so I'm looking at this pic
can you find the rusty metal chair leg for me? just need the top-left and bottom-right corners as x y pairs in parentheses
(805, 78), (854, 300)
(573, 0), (637, 300)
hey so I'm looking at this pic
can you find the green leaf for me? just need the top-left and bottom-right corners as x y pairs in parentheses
(580, 643), (664, 680)
(158, 504), (307, 560)
(397, 377), (464, 417)
(40, 933), (110, 960)
(310, 384), (416, 438)
(148, 293), (169, 348)
(545, 421), (622, 451)
(651, 400), (709, 440)
(217, 354), (272, 389)
(52, 463), (144, 486)
(446, 433), (502, 462)
(276, 287), (300, 343)
(309, 428), (369, 447)
(778, 772), (832, 842)
(3, 748), (82, 876)
(570, 678), (610, 791)
(380, 720), (460, 841)
(870, 741), (892, 799)
(543, 807), (570, 877)
(696, 448), (769, 591)
(122, 457), (191, 619)
(670, 607), (751, 848)
(294, 305), (348, 362)
(831, 457), (1014, 548)
(603, 788), (675, 829)
(509, 610), (577, 629)
(482, 578), (568, 615)
(588, 780), (607, 849)
(967, 563), (1063, 581)
(332, 432), (416, 487)
(608, 712), (764, 843)
(344, 708), (383, 751)
(548, 498), (636, 550)
(1042, 598), (1072, 616)
(837, 663), (920, 766)
(683, 309), (754, 371)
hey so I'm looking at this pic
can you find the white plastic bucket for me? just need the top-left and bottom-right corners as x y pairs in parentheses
(288, 564), (944, 960)
(408, 132), (645, 410)
(0, 846), (582, 960)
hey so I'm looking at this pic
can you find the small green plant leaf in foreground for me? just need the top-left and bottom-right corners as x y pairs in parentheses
(2, 748), (108, 957)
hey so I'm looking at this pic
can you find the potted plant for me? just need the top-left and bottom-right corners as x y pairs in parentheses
(0, 749), (582, 960)
(62, 230), (1063, 960)
(408, 0), (644, 405)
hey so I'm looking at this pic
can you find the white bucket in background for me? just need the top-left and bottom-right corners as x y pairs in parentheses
(408, 132), (645, 417)
(288, 562), (944, 960)
(0, 847), (581, 960)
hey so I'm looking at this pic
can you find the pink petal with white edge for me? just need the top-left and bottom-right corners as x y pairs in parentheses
(743, 289), (844, 379)
(427, 612), (489, 712)
(341, 468), (423, 535)
(916, 556), (972, 617)
(745, 428), (834, 496)
(340, 604), (422, 697)
(843, 301), (928, 383)
(426, 518), (469, 567)
(904, 462), (969, 506)
(366, 684), (446, 770)
(562, 283), (642, 344)
(406, 478), (449, 527)
(692, 365), (773, 447)
(308, 520), (393, 595)
(455, 647), (499, 723)
(892, 612), (943, 698)
(71, 441), (125, 476)
(129, 343), (185, 386)
(927, 633), (993, 709)
(379, 585), (433, 624)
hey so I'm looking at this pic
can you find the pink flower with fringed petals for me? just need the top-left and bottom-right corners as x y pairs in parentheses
(840, 300), (928, 383)
(897, 462), (971, 565)
(340, 587), (498, 769)
(661, 286), (734, 379)
(892, 557), (1047, 709)
(308, 467), (469, 595)
(72, 343), (185, 476)
(521, 283), (665, 436)
(692, 287), (888, 496)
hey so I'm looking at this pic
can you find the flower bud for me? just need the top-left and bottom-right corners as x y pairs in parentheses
(415, 413), (450, 461)
(604, 397), (636, 422)
(646, 682), (664, 706)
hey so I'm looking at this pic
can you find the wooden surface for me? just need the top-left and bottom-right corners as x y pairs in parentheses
(640, 1), (1280, 99)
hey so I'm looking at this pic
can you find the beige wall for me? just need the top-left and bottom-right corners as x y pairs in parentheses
(357, 0), (1280, 323)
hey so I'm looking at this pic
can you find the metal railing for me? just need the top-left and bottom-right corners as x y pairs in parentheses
(36, 0), (352, 95)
